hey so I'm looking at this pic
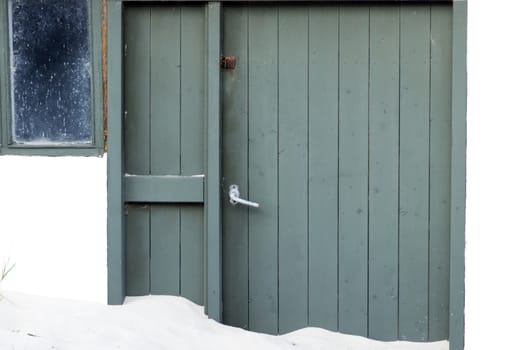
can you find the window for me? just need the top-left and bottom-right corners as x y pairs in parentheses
(0, 0), (103, 155)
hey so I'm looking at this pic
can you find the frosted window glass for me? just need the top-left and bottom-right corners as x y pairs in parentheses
(9, 0), (92, 144)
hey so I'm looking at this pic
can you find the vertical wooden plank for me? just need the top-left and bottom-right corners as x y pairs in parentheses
(180, 5), (205, 176)
(125, 205), (150, 295)
(123, 6), (151, 298)
(150, 204), (180, 295)
(308, 5), (339, 331)
(180, 5), (205, 305)
(368, 5), (400, 341)
(149, 6), (182, 296)
(398, 5), (430, 341)
(180, 205), (204, 303)
(150, 6), (181, 176)
(205, 1), (222, 322)
(180, 7), (205, 178)
(107, 0), (125, 305)
(449, 2), (467, 350)
(428, 4), (452, 341)
(124, 6), (150, 176)
(277, 6), (309, 334)
(248, 6), (278, 334)
(222, 5), (249, 328)
(338, 4), (369, 337)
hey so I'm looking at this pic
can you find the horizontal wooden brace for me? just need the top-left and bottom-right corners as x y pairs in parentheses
(124, 175), (204, 203)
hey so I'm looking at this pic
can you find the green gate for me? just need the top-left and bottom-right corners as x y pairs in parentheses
(107, 1), (466, 348)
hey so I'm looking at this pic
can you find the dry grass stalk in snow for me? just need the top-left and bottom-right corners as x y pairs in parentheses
(0, 258), (15, 300)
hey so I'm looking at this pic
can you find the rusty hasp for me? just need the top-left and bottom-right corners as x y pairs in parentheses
(220, 55), (236, 69)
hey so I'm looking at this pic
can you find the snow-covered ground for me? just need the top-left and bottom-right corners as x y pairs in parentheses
(0, 292), (448, 350)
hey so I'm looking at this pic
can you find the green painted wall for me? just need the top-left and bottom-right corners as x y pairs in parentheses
(119, 1), (460, 345)
(221, 3), (453, 341)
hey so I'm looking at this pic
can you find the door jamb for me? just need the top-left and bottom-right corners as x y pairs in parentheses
(107, 0), (124, 306)
(204, 1), (222, 322)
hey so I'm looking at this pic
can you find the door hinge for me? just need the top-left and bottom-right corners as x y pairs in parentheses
(220, 55), (236, 69)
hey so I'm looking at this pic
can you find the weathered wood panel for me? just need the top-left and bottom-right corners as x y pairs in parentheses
(125, 204), (150, 295)
(150, 204), (180, 295)
(221, 3), (453, 340)
(180, 6), (205, 305)
(222, 5), (250, 329)
(124, 175), (203, 203)
(204, 2), (223, 321)
(338, 5), (370, 337)
(247, 7), (279, 334)
(307, 5), (340, 332)
(121, 1), (457, 340)
(398, 4), (430, 341)
(449, 3), (467, 348)
(123, 7), (151, 297)
(150, 6), (181, 176)
(180, 205), (204, 303)
(277, 6), (309, 334)
(124, 7), (150, 176)
(107, 0), (125, 305)
(429, 4), (452, 341)
(368, 5), (400, 341)
(123, 4), (205, 302)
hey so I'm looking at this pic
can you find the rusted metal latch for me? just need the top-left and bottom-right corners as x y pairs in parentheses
(220, 55), (236, 69)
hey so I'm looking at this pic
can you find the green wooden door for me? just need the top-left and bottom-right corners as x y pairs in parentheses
(221, 3), (453, 342)
(123, 5), (206, 304)
(121, 1), (455, 343)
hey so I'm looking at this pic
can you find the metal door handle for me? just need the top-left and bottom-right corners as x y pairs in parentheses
(228, 185), (259, 208)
